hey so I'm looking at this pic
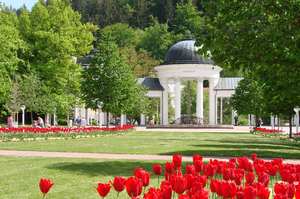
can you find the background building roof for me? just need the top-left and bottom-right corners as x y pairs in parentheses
(214, 77), (243, 90)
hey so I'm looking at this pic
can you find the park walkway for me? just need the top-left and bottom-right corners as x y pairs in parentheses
(0, 125), (299, 164)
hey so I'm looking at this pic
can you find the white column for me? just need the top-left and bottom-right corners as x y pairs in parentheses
(160, 93), (163, 124)
(75, 107), (78, 120)
(209, 78), (215, 125)
(160, 78), (169, 124)
(140, 114), (145, 125)
(232, 110), (235, 125)
(86, 108), (90, 125)
(251, 115), (255, 125)
(248, 114), (251, 126)
(220, 97), (223, 125)
(120, 112), (124, 127)
(174, 76), (181, 120)
(196, 77), (204, 124)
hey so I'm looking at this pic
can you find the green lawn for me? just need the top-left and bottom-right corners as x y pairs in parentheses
(0, 131), (299, 159)
(0, 155), (191, 199)
(0, 131), (299, 198)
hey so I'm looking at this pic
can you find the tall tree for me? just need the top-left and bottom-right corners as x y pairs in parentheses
(81, 31), (147, 126)
(16, 0), (97, 114)
(197, 0), (300, 133)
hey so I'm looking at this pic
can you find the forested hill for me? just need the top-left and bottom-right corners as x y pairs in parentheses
(71, 0), (209, 30)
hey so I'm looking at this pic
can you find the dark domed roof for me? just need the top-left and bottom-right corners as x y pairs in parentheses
(161, 35), (213, 65)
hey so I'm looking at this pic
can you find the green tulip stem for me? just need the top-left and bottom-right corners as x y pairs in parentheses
(116, 192), (119, 199)
(157, 175), (160, 188)
(42, 194), (46, 199)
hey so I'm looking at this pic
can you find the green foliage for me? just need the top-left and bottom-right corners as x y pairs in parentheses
(0, 5), (22, 104)
(102, 23), (138, 47)
(171, 0), (204, 36)
(81, 31), (148, 125)
(120, 46), (159, 78)
(136, 19), (183, 62)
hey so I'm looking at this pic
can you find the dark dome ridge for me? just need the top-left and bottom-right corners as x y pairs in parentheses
(161, 35), (214, 65)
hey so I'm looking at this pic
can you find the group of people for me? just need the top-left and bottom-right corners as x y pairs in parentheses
(7, 115), (45, 128)
(32, 117), (44, 128)
(75, 116), (87, 128)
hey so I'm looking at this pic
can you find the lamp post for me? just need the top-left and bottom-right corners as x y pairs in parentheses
(98, 101), (103, 128)
(21, 105), (26, 127)
(294, 106), (300, 134)
(53, 108), (56, 127)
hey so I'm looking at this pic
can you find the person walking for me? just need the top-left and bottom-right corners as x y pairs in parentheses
(75, 116), (81, 128)
(38, 117), (44, 128)
(257, 117), (263, 127)
(80, 117), (86, 128)
(7, 114), (13, 128)
(234, 115), (238, 126)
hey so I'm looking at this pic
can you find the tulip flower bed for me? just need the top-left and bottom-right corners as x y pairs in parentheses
(0, 125), (135, 142)
(39, 154), (300, 199)
(250, 127), (288, 138)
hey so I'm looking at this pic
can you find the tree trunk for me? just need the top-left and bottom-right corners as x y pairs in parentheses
(31, 111), (33, 124)
(106, 111), (109, 128)
(289, 116), (292, 138)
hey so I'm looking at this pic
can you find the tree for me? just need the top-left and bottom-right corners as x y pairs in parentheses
(15, 0), (97, 114)
(229, 72), (263, 128)
(171, 0), (204, 36)
(136, 19), (183, 62)
(80, 31), (147, 126)
(197, 0), (300, 134)
(121, 46), (159, 78)
(102, 23), (138, 48)
(0, 5), (22, 106)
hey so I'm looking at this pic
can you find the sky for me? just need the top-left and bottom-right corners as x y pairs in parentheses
(1, 0), (37, 11)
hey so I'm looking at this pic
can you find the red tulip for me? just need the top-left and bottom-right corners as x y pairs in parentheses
(247, 163), (254, 172)
(184, 174), (194, 190)
(142, 171), (151, 187)
(287, 173), (297, 184)
(257, 187), (270, 199)
(143, 187), (161, 199)
(193, 155), (203, 163)
(235, 173), (244, 186)
(246, 172), (255, 185)
(153, 164), (162, 175)
(185, 165), (195, 174)
(251, 154), (257, 161)
(257, 172), (269, 187)
(126, 177), (143, 198)
(274, 182), (289, 196)
(165, 162), (174, 174)
(244, 186), (257, 199)
(173, 155), (182, 169)
(109, 176), (126, 192)
(39, 178), (55, 195)
(179, 193), (189, 199)
(194, 160), (203, 173)
(229, 158), (237, 164)
(222, 168), (231, 181)
(268, 165), (278, 177)
(161, 184), (172, 199)
(204, 164), (217, 178)
(210, 179), (220, 193)
(274, 193), (289, 199)
(222, 181), (237, 199)
(287, 184), (295, 199)
(295, 188), (300, 199)
(94, 183), (111, 198)
(216, 180), (224, 197)
(194, 189), (209, 199)
(194, 175), (207, 188)
(174, 177), (187, 195)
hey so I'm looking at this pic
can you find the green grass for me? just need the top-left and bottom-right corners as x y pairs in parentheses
(0, 155), (193, 199)
(0, 131), (299, 159)
(0, 131), (299, 198)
